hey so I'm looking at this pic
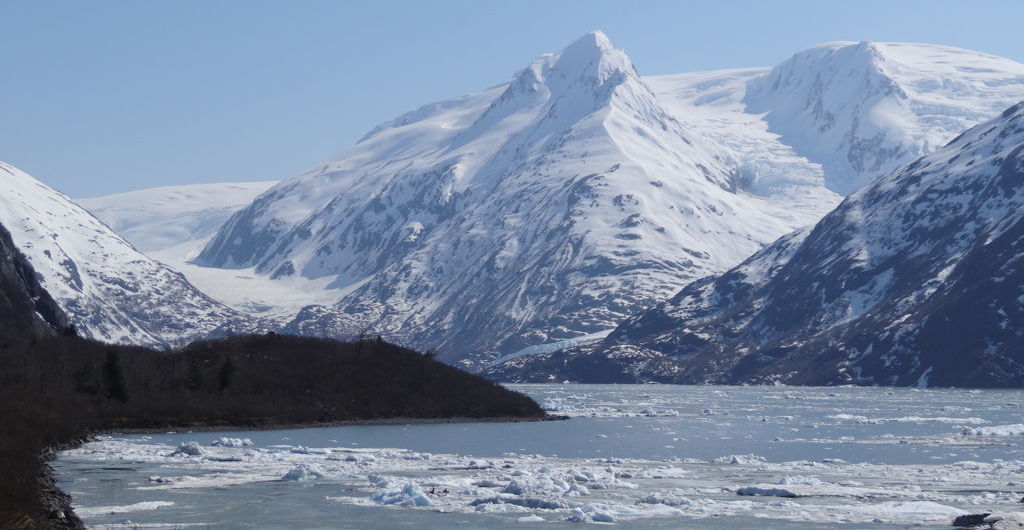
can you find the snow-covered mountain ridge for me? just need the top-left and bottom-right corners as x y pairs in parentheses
(0, 161), (253, 347)
(488, 100), (1024, 387)
(65, 35), (1024, 364)
(744, 41), (1024, 194)
(194, 31), (840, 363)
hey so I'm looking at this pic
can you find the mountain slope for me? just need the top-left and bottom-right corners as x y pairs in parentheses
(79, 181), (276, 255)
(0, 161), (249, 347)
(491, 101), (1024, 387)
(743, 41), (1024, 194)
(195, 31), (836, 363)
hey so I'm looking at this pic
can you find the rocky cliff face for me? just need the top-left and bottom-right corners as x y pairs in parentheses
(0, 221), (67, 343)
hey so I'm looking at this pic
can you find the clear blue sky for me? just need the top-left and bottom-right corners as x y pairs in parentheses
(3, 0), (1023, 197)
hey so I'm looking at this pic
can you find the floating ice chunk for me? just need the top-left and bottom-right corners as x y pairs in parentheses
(281, 464), (325, 481)
(290, 445), (330, 455)
(518, 514), (545, 522)
(830, 414), (988, 424)
(211, 437), (254, 447)
(960, 424), (1024, 437)
(474, 502), (530, 513)
(371, 483), (432, 507)
(714, 454), (767, 465)
(170, 442), (205, 457)
(567, 504), (619, 523)
(637, 490), (695, 507)
(75, 501), (174, 517)
(566, 483), (590, 496)
(777, 475), (826, 486)
(503, 479), (529, 495)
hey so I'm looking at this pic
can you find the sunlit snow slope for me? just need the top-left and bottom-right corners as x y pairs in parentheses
(195, 31), (838, 363)
(80, 181), (276, 254)
(743, 41), (1024, 194)
(0, 162), (249, 347)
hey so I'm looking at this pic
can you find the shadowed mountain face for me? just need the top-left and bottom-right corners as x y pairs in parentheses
(0, 222), (67, 344)
(489, 101), (1024, 388)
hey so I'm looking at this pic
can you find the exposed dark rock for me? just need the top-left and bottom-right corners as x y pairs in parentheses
(952, 513), (991, 527)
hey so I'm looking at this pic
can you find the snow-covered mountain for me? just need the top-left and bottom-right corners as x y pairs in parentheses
(64, 34), (1019, 363)
(489, 100), (1024, 387)
(743, 41), (1024, 194)
(195, 31), (838, 363)
(0, 161), (251, 347)
(80, 181), (276, 255)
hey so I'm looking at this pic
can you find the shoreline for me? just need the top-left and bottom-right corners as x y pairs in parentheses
(104, 413), (567, 435)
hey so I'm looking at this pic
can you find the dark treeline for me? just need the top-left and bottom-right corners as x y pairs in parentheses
(0, 333), (546, 528)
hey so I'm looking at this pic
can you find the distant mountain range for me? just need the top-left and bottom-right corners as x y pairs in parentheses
(9, 32), (1024, 385)
(489, 101), (1024, 387)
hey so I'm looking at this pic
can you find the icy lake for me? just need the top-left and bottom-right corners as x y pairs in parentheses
(57, 384), (1024, 529)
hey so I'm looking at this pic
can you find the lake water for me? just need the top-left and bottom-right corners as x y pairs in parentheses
(57, 384), (1024, 529)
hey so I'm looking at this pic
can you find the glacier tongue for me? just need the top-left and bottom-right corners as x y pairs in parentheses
(0, 161), (252, 347)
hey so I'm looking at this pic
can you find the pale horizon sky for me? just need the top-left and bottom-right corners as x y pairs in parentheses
(3, 0), (1024, 197)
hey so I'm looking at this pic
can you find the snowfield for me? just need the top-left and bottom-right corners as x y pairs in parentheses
(79, 181), (276, 254)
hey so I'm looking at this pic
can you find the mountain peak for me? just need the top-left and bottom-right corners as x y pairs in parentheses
(745, 40), (1024, 195)
(481, 30), (644, 128)
(551, 30), (635, 87)
(500, 30), (636, 99)
(563, 30), (614, 55)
